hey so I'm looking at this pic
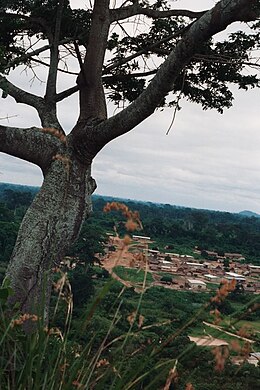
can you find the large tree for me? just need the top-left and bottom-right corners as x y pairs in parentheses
(0, 0), (259, 316)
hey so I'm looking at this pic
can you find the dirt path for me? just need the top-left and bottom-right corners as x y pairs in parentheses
(203, 321), (255, 343)
(189, 336), (229, 347)
(101, 250), (137, 272)
(110, 271), (133, 288)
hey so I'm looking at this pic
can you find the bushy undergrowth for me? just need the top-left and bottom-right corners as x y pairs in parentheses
(0, 271), (259, 390)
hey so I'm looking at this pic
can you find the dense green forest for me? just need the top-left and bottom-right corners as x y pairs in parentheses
(0, 182), (260, 269)
(92, 197), (260, 264)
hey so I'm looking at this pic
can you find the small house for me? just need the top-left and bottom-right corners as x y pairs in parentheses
(186, 279), (207, 290)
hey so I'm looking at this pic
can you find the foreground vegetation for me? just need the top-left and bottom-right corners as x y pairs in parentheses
(0, 183), (260, 388)
(0, 271), (259, 389)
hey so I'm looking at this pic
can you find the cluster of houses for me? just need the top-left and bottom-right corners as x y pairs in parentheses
(125, 235), (260, 293)
(103, 234), (260, 367)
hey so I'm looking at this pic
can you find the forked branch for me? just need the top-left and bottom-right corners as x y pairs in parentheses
(0, 125), (63, 171)
(0, 75), (44, 110)
(90, 0), (260, 150)
(45, 0), (65, 102)
(77, 0), (110, 121)
(0, 75), (63, 130)
(110, 4), (206, 22)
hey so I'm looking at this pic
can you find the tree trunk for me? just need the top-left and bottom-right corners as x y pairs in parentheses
(6, 153), (96, 319)
(3, 0), (257, 324)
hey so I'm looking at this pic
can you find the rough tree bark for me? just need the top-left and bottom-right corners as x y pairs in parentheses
(0, 0), (259, 317)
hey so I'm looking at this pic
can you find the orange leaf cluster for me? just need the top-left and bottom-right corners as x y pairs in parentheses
(163, 367), (178, 390)
(11, 313), (38, 327)
(210, 308), (222, 325)
(72, 380), (83, 388)
(52, 154), (71, 175)
(127, 310), (137, 326)
(211, 279), (236, 303)
(212, 346), (229, 372)
(96, 358), (109, 368)
(44, 326), (63, 338)
(41, 127), (67, 144)
(230, 340), (252, 361)
(230, 340), (241, 353)
(185, 383), (195, 390)
(125, 218), (139, 231)
(122, 234), (132, 246)
(138, 314), (145, 329)
(103, 202), (142, 231)
(236, 324), (252, 338)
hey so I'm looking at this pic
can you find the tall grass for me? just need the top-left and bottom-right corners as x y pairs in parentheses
(0, 202), (259, 389)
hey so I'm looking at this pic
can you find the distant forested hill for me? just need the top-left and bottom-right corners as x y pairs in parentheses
(0, 182), (38, 198)
(0, 182), (260, 265)
(239, 210), (260, 218)
(92, 196), (260, 264)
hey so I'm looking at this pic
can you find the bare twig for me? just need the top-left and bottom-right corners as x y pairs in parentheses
(166, 70), (186, 135)
(104, 24), (191, 73)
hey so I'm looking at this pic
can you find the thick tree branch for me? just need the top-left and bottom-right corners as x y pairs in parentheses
(0, 75), (44, 110)
(77, 0), (110, 121)
(1, 4), (67, 131)
(36, 1), (66, 132)
(52, 52), (260, 105)
(0, 75), (63, 130)
(110, 4), (206, 22)
(56, 85), (79, 101)
(56, 70), (158, 103)
(91, 0), (260, 150)
(74, 41), (86, 82)
(104, 69), (157, 81)
(0, 125), (64, 171)
(45, 0), (65, 102)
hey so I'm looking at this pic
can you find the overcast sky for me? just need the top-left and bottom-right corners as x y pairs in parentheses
(0, 0), (260, 214)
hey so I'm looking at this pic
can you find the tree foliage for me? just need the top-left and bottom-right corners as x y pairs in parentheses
(0, 0), (259, 111)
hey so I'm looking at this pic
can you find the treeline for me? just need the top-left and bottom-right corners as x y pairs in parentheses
(92, 196), (260, 264)
(0, 187), (34, 263)
(0, 183), (260, 266)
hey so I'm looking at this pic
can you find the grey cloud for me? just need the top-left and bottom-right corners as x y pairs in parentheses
(1, 0), (260, 214)
(0, 155), (42, 186)
(92, 86), (260, 213)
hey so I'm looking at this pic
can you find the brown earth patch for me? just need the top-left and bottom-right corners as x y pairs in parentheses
(189, 336), (229, 347)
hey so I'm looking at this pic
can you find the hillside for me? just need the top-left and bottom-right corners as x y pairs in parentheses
(239, 210), (260, 218)
(0, 182), (260, 389)
(1, 182), (260, 265)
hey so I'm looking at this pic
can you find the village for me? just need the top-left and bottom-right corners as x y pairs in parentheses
(101, 234), (260, 294)
(100, 234), (260, 367)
